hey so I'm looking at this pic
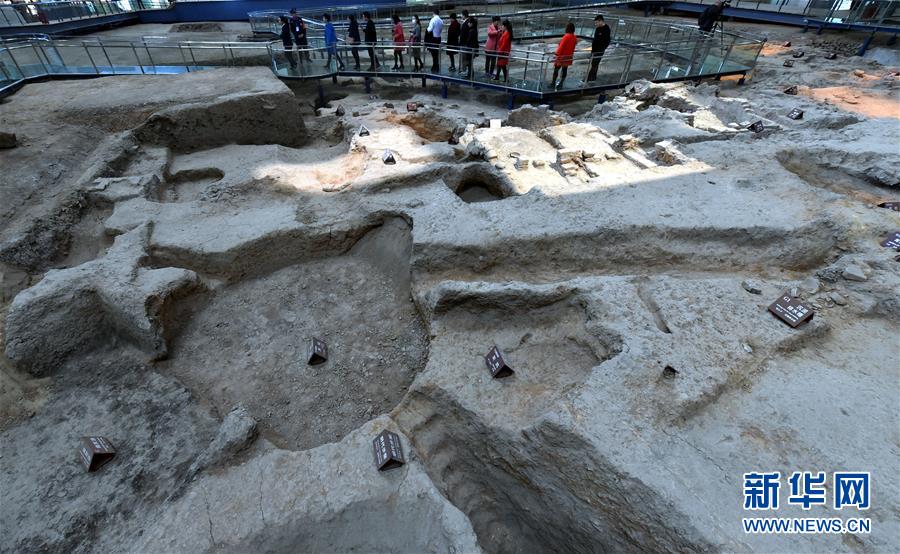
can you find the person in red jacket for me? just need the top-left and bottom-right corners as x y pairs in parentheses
(392, 14), (405, 70)
(552, 22), (577, 89)
(492, 19), (513, 82)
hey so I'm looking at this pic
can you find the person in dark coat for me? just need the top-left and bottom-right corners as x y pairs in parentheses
(347, 14), (361, 70)
(464, 16), (479, 79)
(363, 11), (380, 70)
(586, 14), (611, 82)
(446, 13), (460, 71)
(457, 9), (471, 74)
(279, 15), (297, 71)
(698, 0), (725, 33)
(289, 8), (311, 62)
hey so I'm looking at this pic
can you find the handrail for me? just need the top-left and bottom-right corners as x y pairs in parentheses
(1, 7), (763, 100)
(0, 0), (170, 28)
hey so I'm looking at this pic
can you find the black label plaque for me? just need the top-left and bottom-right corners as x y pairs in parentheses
(307, 337), (328, 365)
(747, 121), (764, 133)
(877, 201), (900, 212)
(792, 51), (804, 58)
(783, 60), (794, 68)
(406, 102), (417, 112)
(782, 41), (791, 47)
(788, 108), (804, 120)
(768, 294), (814, 328)
(382, 150), (396, 165)
(79, 436), (116, 472)
(335, 105), (346, 116)
(358, 125), (370, 137)
(485, 346), (515, 378)
(784, 85), (798, 95)
(373, 430), (405, 471)
(825, 52), (837, 60)
(881, 231), (900, 250)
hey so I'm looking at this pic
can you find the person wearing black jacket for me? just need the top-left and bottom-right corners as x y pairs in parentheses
(586, 14), (611, 82)
(289, 8), (311, 62)
(446, 13), (460, 71)
(457, 10), (471, 74)
(279, 15), (297, 71)
(464, 16), (479, 78)
(698, 0), (725, 33)
(363, 11), (380, 70)
(348, 14), (361, 70)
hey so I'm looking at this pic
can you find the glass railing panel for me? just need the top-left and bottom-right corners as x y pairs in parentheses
(5, 44), (45, 77)
(102, 42), (144, 73)
(0, 46), (26, 80)
(144, 44), (190, 74)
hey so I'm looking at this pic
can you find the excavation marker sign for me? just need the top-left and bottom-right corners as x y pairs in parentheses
(382, 150), (396, 165)
(877, 201), (899, 212)
(373, 430), (405, 471)
(788, 108), (804, 120)
(358, 125), (371, 137)
(768, 294), (814, 328)
(784, 85), (798, 95)
(485, 346), (515, 378)
(748, 121), (765, 133)
(79, 436), (116, 472)
(307, 337), (328, 365)
(825, 52), (838, 60)
(406, 102), (418, 112)
(783, 60), (794, 68)
(881, 231), (900, 250)
(792, 51), (804, 58)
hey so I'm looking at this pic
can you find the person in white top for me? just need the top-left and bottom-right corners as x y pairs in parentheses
(426, 8), (444, 72)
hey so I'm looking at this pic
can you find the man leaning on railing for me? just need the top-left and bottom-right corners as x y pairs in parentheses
(586, 14), (610, 83)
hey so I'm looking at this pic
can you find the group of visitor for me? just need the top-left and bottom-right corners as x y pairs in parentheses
(279, 9), (613, 87)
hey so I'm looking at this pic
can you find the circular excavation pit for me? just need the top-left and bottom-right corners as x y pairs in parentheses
(161, 219), (427, 451)
(445, 163), (514, 203)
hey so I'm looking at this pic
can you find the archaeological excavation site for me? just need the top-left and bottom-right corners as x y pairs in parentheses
(1, 0), (899, 552)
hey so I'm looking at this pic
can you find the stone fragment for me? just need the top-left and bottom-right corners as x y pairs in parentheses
(335, 105), (346, 116)
(741, 279), (762, 294)
(842, 264), (869, 282)
(0, 131), (16, 149)
(800, 277), (820, 295)
(654, 140), (692, 165)
(829, 292), (847, 306)
(742, 343), (753, 354)
(790, 287), (800, 298)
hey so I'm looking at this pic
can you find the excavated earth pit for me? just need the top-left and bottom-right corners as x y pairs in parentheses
(161, 219), (428, 451)
(1, 21), (899, 554)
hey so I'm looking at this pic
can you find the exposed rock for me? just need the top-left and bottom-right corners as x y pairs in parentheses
(135, 419), (480, 553)
(4, 224), (201, 376)
(829, 292), (848, 305)
(506, 103), (571, 131)
(842, 263), (870, 281)
(134, 72), (307, 152)
(741, 279), (763, 294)
(654, 139), (693, 165)
(801, 276), (821, 295)
(188, 405), (258, 476)
(0, 131), (16, 149)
